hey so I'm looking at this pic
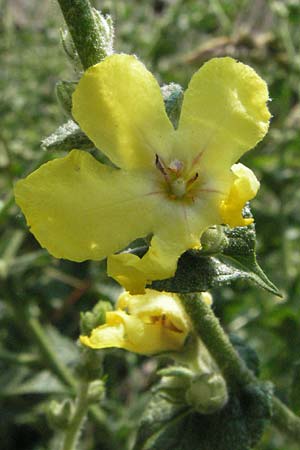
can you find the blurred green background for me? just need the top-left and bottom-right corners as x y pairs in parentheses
(0, 0), (300, 449)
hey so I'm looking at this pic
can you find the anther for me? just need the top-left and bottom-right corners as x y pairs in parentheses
(155, 154), (171, 183)
(186, 172), (199, 190)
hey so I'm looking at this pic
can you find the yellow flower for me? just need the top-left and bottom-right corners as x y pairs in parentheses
(14, 55), (270, 293)
(80, 289), (191, 355)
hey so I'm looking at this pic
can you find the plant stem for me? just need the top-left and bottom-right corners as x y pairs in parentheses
(27, 315), (113, 442)
(180, 293), (255, 389)
(57, 0), (106, 69)
(4, 280), (111, 440)
(179, 293), (300, 444)
(62, 381), (90, 450)
(27, 316), (77, 389)
(272, 397), (300, 442)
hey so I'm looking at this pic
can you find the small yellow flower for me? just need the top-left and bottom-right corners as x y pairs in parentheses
(14, 55), (270, 293)
(80, 289), (191, 355)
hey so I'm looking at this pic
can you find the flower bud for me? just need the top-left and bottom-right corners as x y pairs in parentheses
(200, 225), (228, 255)
(60, 29), (82, 71)
(161, 83), (183, 129)
(55, 81), (77, 117)
(185, 372), (228, 414)
(87, 380), (105, 403)
(47, 399), (73, 430)
(92, 9), (114, 56)
(80, 300), (113, 335)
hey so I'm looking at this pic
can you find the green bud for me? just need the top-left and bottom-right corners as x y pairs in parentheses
(87, 380), (105, 403)
(80, 300), (113, 335)
(157, 368), (192, 405)
(60, 29), (82, 71)
(200, 225), (228, 255)
(47, 399), (73, 430)
(92, 9), (114, 57)
(185, 372), (228, 414)
(271, 1), (289, 17)
(55, 81), (77, 117)
(75, 348), (104, 382)
(161, 83), (184, 129)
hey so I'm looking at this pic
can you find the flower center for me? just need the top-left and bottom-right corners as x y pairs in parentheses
(155, 154), (199, 200)
(171, 178), (186, 198)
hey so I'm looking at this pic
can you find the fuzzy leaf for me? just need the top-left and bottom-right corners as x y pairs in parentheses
(41, 119), (93, 152)
(151, 223), (280, 297)
(290, 361), (300, 415)
(229, 334), (260, 377)
(133, 383), (272, 450)
(0, 370), (70, 396)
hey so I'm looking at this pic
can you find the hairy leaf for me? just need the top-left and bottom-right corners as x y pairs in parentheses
(290, 361), (300, 415)
(0, 369), (70, 396)
(133, 383), (272, 450)
(151, 223), (280, 297)
(41, 119), (93, 152)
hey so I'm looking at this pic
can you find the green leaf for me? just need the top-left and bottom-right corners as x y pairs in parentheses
(41, 119), (93, 152)
(44, 325), (80, 367)
(151, 222), (281, 297)
(0, 369), (70, 396)
(290, 361), (300, 415)
(133, 383), (273, 450)
(229, 334), (260, 377)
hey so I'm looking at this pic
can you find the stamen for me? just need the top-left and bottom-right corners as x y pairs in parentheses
(191, 150), (204, 168)
(155, 154), (168, 176)
(198, 188), (223, 195)
(155, 154), (172, 185)
(186, 172), (199, 190)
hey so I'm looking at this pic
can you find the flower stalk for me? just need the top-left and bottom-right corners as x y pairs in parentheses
(179, 293), (300, 443)
(57, 0), (108, 69)
(61, 381), (90, 450)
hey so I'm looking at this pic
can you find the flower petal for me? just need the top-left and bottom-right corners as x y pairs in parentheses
(107, 237), (186, 294)
(80, 311), (143, 351)
(220, 163), (260, 227)
(80, 310), (187, 355)
(72, 54), (174, 170)
(117, 289), (190, 332)
(107, 191), (222, 293)
(176, 57), (270, 172)
(14, 150), (159, 261)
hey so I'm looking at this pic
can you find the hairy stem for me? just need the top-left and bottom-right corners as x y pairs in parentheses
(57, 0), (106, 69)
(179, 293), (300, 443)
(62, 381), (90, 450)
(27, 316), (77, 388)
(272, 397), (300, 442)
(180, 293), (255, 389)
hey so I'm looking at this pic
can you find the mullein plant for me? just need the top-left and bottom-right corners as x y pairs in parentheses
(13, 1), (300, 449)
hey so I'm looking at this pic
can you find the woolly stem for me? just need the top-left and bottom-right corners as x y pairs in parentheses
(62, 381), (90, 450)
(179, 293), (300, 443)
(57, 0), (107, 69)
